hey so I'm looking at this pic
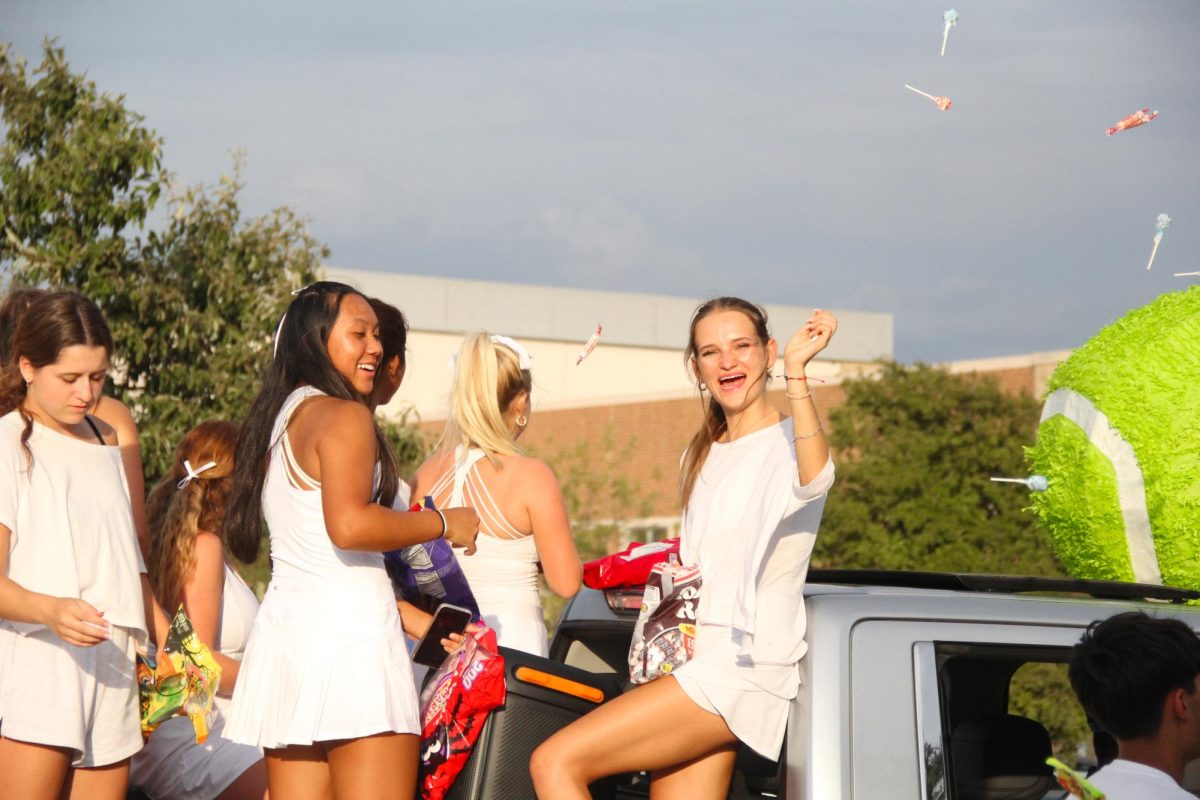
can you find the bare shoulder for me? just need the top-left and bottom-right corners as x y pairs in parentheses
(292, 395), (373, 436)
(193, 529), (224, 559)
(92, 396), (136, 445)
(507, 455), (561, 488)
(414, 448), (456, 490)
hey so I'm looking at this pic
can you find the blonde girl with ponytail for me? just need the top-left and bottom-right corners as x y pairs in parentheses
(413, 332), (582, 657)
(131, 421), (266, 800)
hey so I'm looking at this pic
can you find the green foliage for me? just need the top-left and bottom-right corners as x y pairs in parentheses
(531, 427), (660, 629)
(815, 361), (1062, 577)
(1009, 662), (1091, 767)
(380, 406), (434, 479)
(0, 42), (326, 481)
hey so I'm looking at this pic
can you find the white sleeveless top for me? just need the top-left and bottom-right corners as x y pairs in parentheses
(429, 447), (547, 657)
(226, 386), (419, 747)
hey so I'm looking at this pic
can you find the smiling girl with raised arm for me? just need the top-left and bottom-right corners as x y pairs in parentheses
(532, 297), (837, 800)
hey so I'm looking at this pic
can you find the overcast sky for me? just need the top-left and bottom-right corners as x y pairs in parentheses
(6, 1), (1198, 361)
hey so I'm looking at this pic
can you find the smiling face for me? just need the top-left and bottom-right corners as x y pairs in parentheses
(20, 344), (110, 434)
(325, 292), (382, 396)
(691, 309), (777, 415)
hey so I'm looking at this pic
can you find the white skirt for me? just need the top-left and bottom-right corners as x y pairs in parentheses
(673, 623), (798, 759)
(225, 573), (420, 749)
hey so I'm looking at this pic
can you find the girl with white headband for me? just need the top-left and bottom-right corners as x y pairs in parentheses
(131, 420), (266, 800)
(413, 332), (582, 657)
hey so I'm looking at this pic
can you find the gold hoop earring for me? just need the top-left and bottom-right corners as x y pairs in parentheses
(515, 414), (528, 428)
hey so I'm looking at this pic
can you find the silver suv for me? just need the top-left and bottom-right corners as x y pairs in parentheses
(448, 571), (1200, 799)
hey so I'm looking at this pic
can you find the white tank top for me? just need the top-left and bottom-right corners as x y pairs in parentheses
(262, 386), (386, 584)
(216, 564), (259, 660)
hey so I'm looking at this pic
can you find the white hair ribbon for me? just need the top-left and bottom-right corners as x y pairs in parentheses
(272, 311), (288, 359)
(447, 334), (534, 373)
(177, 460), (217, 490)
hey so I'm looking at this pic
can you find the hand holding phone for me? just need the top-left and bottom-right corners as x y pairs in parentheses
(412, 603), (473, 668)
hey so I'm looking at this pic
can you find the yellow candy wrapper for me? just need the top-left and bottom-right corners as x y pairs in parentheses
(1047, 757), (1105, 800)
(138, 606), (222, 743)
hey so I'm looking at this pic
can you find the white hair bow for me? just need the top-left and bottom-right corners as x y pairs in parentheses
(177, 460), (217, 490)
(448, 334), (534, 372)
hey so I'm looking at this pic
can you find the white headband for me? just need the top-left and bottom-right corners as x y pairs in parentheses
(177, 460), (217, 490)
(448, 334), (533, 372)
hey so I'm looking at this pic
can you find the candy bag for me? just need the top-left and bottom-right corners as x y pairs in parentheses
(138, 606), (222, 743)
(418, 626), (506, 800)
(384, 496), (481, 620)
(583, 538), (680, 590)
(628, 559), (701, 684)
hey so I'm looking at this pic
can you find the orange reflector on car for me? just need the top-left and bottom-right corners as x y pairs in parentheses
(513, 667), (605, 704)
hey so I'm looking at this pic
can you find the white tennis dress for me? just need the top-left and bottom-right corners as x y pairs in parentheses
(225, 386), (419, 748)
(428, 447), (548, 657)
(131, 565), (263, 799)
(672, 418), (834, 758)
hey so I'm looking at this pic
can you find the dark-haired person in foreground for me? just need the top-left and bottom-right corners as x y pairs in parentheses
(1068, 611), (1200, 798)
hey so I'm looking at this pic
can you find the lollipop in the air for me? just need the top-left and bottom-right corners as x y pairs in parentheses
(576, 325), (603, 365)
(941, 9), (959, 57)
(1107, 108), (1157, 137)
(1146, 213), (1172, 270)
(904, 84), (952, 111)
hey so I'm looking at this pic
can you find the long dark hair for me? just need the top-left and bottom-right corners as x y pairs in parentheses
(0, 292), (114, 468)
(0, 288), (49, 366)
(678, 296), (772, 509)
(224, 282), (399, 563)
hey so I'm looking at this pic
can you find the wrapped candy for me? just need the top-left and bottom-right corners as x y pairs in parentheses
(1146, 213), (1172, 270)
(576, 324), (602, 365)
(628, 558), (701, 684)
(941, 9), (959, 57)
(1046, 757), (1105, 800)
(1106, 108), (1157, 137)
(904, 84), (952, 111)
(990, 475), (1049, 491)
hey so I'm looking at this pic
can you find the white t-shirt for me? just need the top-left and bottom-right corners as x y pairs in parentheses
(680, 417), (834, 664)
(0, 411), (146, 638)
(1089, 759), (1194, 799)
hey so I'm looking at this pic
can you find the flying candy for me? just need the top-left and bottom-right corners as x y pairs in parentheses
(1146, 213), (1172, 270)
(904, 84), (951, 111)
(1106, 108), (1157, 137)
(576, 324), (603, 365)
(1175, 272), (1200, 278)
(941, 10), (959, 57)
(990, 475), (1049, 492)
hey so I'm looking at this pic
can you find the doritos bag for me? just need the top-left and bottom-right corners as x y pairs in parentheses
(418, 626), (507, 800)
(384, 497), (482, 620)
(628, 559), (701, 684)
(583, 538), (680, 590)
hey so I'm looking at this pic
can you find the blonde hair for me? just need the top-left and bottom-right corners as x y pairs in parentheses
(439, 332), (533, 468)
(145, 420), (239, 610)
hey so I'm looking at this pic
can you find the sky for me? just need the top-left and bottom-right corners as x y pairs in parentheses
(5, 1), (1199, 362)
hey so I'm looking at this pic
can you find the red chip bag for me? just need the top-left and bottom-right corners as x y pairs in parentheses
(418, 625), (507, 800)
(583, 538), (680, 590)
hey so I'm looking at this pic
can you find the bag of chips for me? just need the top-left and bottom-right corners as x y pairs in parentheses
(418, 626), (507, 800)
(583, 538), (680, 590)
(628, 559), (701, 684)
(384, 497), (481, 620)
(138, 605), (222, 743)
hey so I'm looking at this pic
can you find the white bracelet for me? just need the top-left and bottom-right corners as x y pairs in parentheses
(433, 508), (448, 538)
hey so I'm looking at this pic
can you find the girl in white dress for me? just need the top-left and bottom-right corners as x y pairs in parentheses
(131, 420), (267, 800)
(532, 297), (837, 799)
(0, 292), (163, 800)
(222, 282), (479, 800)
(413, 332), (582, 656)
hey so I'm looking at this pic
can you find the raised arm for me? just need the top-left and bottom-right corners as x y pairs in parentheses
(312, 399), (480, 553)
(782, 309), (838, 485)
(524, 460), (582, 599)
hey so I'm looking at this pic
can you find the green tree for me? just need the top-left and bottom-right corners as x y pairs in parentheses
(1, 42), (324, 479)
(815, 361), (1062, 577)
